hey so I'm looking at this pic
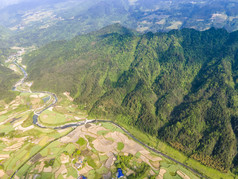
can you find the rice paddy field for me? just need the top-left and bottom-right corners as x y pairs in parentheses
(12, 122), (200, 179)
(0, 90), (201, 179)
(0, 92), (83, 178)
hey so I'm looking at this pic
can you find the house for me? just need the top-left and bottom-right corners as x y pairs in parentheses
(78, 157), (83, 163)
(74, 156), (84, 169)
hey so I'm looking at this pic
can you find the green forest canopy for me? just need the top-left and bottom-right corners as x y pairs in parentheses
(23, 24), (238, 173)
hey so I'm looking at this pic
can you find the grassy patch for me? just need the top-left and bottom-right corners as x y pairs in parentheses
(100, 123), (124, 133)
(53, 158), (61, 168)
(135, 152), (141, 158)
(29, 145), (42, 156)
(22, 112), (34, 127)
(39, 110), (67, 125)
(99, 155), (108, 162)
(0, 115), (8, 123)
(41, 172), (53, 178)
(87, 170), (96, 178)
(117, 142), (124, 151)
(63, 143), (77, 156)
(16, 164), (31, 177)
(97, 130), (109, 136)
(0, 124), (14, 134)
(38, 136), (50, 146)
(57, 174), (64, 179)
(106, 137), (114, 142)
(67, 167), (78, 178)
(186, 158), (235, 179)
(96, 166), (108, 175)
(91, 148), (97, 153)
(5, 149), (28, 171)
(40, 141), (62, 157)
(85, 135), (95, 143)
(76, 137), (86, 146)
(86, 156), (97, 169)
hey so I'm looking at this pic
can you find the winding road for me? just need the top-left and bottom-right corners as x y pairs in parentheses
(10, 52), (206, 179)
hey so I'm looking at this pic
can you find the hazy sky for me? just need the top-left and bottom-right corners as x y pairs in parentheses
(0, 0), (32, 8)
(0, 0), (22, 5)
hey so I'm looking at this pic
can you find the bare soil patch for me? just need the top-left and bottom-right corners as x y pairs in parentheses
(177, 170), (190, 179)
(60, 153), (69, 164)
(55, 164), (67, 178)
(79, 163), (93, 175)
(157, 169), (166, 179)
(43, 166), (52, 173)
(92, 136), (115, 153)
(63, 92), (73, 102)
(0, 170), (5, 177)
(0, 154), (10, 160)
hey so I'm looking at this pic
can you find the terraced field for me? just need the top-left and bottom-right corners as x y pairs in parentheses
(14, 122), (199, 179)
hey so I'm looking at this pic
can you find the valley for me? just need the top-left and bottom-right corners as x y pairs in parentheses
(1, 1), (238, 178)
(0, 48), (202, 179)
(16, 23), (238, 178)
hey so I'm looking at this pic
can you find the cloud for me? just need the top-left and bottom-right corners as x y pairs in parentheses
(128, 0), (138, 5)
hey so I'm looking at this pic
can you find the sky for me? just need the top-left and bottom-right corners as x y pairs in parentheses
(0, 0), (22, 5)
(0, 0), (33, 8)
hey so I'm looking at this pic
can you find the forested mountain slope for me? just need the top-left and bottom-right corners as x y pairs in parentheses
(0, 65), (19, 102)
(0, 45), (20, 102)
(23, 24), (238, 173)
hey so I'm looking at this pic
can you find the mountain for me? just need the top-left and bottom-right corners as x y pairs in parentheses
(0, 45), (20, 102)
(1, 0), (238, 46)
(23, 24), (238, 174)
(0, 65), (19, 102)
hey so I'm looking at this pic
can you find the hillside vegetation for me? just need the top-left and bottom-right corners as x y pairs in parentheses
(0, 65), (19, 102)
(0, 46), (19, 102)
(23, 24), (238, 174)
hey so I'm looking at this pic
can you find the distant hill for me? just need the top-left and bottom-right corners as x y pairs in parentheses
(23, 24), (238, 174)
(1, 0), (238, 46)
